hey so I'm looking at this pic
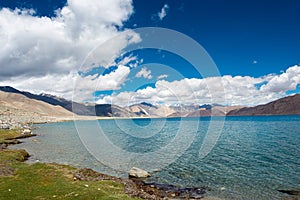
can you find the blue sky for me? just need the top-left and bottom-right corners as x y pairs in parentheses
(0, 0), (299, 105)
(129, 0), (300, 77)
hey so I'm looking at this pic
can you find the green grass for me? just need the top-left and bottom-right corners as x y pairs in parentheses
(0, 129), (21, 144)
(0, 129), (20, 138)
(0, 129), (140, 200)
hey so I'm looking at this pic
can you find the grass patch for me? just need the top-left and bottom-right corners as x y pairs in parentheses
(0, 129), (21, 140)
(0, 149), (29, 164)
(0, 148), (140, 200)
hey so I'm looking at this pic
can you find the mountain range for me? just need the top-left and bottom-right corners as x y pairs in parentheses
(0, 86), (299, 118)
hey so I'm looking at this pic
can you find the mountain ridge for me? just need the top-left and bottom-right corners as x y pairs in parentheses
(1, 86), (299, 117)
(227, 94), (300, 116)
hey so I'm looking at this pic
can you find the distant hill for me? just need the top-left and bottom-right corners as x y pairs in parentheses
(0, 91), (74, 117)
(0, 86), (138, 117)
(95, 104), (139, 117)
(126, 102), (175, 117)
(227, 94), (300, 116)
(0, 86), (93, 115)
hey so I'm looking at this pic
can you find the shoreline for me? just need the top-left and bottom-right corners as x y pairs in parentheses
(37, 114), (300, 125)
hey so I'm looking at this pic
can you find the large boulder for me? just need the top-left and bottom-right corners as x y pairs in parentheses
(128, 167), (151, 178)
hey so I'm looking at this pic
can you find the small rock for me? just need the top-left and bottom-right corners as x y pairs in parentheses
(278, 189), (300, 195)
(22, 129), (31, 134)
(128, 167), (151, 178)
(1, 143), (8, 150)
(0, 124), (10, 129)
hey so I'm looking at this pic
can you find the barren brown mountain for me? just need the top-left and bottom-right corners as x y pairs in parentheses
(0, 91), (74, 117)
(227, 94), (300, 116)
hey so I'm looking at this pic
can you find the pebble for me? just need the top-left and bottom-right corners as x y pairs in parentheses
(220, 187), (226, 191)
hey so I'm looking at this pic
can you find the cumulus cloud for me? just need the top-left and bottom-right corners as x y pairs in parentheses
(0, 0), (136, 100)
(135, 67), (153, 79)
(158, 4), (169, 20)
(261, 65), (300, 93)
(97, 65), (300, 106)
(0, 65), (130, 102)
(0, 0), (134, 77)
(76, 65), (130, 91)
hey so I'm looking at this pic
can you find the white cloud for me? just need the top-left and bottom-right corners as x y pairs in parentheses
(97, 65), (300, 106)
(0, 0), (134, 79)
(261, 65), (300, 93)
(0, 0), (136, 100)
(135, 67), (153, 79)
(157, 74), (168, 80)
(0, 65), (130, 102)
(80, 30), (141, 72)
(158, 4), (169, 20)
(158, 4), (169, 21)
(0, 72), (77, 99)
(76, 65), (130, 91)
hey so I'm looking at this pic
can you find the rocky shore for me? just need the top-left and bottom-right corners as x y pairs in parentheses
(73, 167), (213, 200)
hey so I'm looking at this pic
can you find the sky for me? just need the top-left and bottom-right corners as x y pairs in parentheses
(0, 0), (299, 106)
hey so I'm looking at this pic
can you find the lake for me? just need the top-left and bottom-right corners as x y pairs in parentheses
(13, 116), (300, 200)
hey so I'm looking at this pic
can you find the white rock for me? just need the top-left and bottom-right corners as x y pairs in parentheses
(128, 167), (151, 178)
(1, 124), (10, 129)
(22, 129), (31, 134)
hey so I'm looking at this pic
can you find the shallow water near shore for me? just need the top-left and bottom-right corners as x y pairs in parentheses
(13, 116), (300, 200)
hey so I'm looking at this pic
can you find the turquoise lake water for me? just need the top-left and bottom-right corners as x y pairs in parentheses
(13, 116), (300, 199)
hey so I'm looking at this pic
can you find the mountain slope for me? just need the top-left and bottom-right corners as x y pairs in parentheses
(95, 104), (139, 117)
(126, 102), (176, 117)
(0, 91), (74, 117)
(0, 86), (93, 115)
(0, 86), (139, 117)
(227, 94), (300, 116)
